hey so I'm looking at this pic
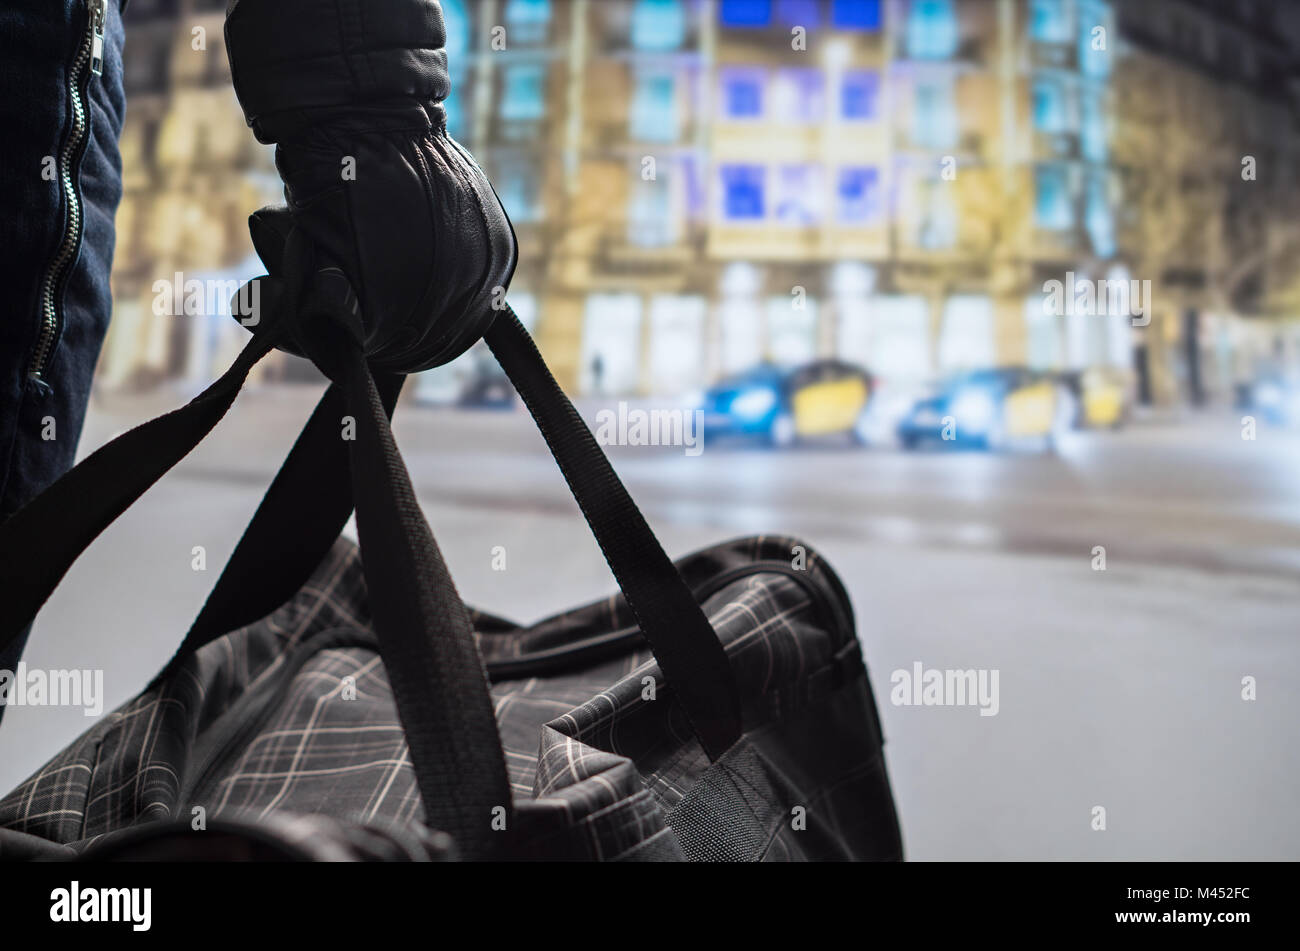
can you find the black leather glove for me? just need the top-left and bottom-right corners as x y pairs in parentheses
(224, 0), (517, 373)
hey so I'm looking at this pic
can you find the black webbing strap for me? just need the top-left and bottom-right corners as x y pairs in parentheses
(337, 343), (509, 860)
(485, 308), (743, 760)
(158, 373), (403, 669)
(0, 326), (278, 647)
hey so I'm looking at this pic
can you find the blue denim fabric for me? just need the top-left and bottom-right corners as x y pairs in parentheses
(0, 1), (126, 683)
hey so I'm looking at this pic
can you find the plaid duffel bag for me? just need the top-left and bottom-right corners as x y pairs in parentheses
(0, 241), (902, 862)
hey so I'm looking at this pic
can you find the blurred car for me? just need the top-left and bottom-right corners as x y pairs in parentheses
(1053, 368), (1128, 429)
(1251, 375), (1300, 426)
(698, 360), (873, 447)
(897, 367), (1073, 451)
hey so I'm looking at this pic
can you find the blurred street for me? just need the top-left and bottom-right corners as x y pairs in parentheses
(1, 383), (1296, 860)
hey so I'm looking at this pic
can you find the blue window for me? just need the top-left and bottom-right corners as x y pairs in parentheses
(504, 0), (551, 44)
(841, 70), (880, 120)
(1078, 0), (1112, 78)
(773, 69), (824, 122)
(906, 0), (958, 59)
(776, 0), (820, 26)
(832, 0), (883, 30)
(444, 89), (465, 138)
(632, 0), (686, 50)
(721, 164), (766, 220)
(1085, 174), (1115, 256)
(1029, 0), (1071, 44)
(837, 167), (881, 223)
(497, 159), (541, 222)
(774, 164), (823, 225)
(629, 175), (676, 247)
(441, 0), (471, 59)
(721, 69), (765, 118)
(1032, 77), (1068, 133)
(720, 0), (772, 27)
(912, 79), (957, 148)
(1080, 91), (1107, 162)
(631, 73), (678, 141)
(1035, 164), (1074, 230)
(500, 65), (545, 121)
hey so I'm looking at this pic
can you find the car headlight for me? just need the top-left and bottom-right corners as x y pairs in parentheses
(951, 388), (997, 434)
(731, 387), (778, 420)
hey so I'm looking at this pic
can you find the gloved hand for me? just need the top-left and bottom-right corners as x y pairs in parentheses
(224, 0), (517, 373)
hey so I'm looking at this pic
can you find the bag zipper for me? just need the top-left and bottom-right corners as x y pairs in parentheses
(29, 0), (106, 382)
(484, 559), (850, 682)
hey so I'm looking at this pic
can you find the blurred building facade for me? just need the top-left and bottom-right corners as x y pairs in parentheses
(107, 0), (283, 390)
(102, 0), (1300, 404)
(1113, 0), (1300, 406)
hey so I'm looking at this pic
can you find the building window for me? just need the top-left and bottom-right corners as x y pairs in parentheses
(631, 72), (678, 141)
(504, 0), (551, 45)
(841, 70), (880, 120)
(938, 296), (995, 370)
(497, 158), (542, 222)
(720, 164), (767, 220)
(1077, 0), (1112, 79)
(911, 78), (958, 148)
(777, 0), (820, 27)
(906, 0), (958, 59)
(1032, 77), (1070, 133)
(774, 164), (823, 225)
(628, 174), (678, 247)
(720, 296), (764, 373)
(1085, 172), (1115, 256)
(1024, 295), (1063, 369)
(632, 0), (686, 50)
(766, 297), (818, 366)
(916, 179), (957, 249)
(873, 296), (932, 379)
(649, 296), (706, 394)
(772, 69), (825, 122)
(837, 167), (881, 224)
(720, 0), (772, 27)
(720, 68), (765, 118)
(444, 88), (466, 138)
(1034, 163), (1074, 230)
(1028, 0), (1071, 44)
(581, 294), (643, 395)
(442, 0), (471, 58)
(832, 0), (883, 30)
(1080, 90), (1107, 161)
(500, 64), (546, 121)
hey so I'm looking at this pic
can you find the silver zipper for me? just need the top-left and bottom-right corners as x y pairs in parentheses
(29, 0), (105, 381)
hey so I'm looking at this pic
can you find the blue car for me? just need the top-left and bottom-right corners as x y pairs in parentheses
(698, 361), (875, 447)
(897, 367), (1071, 451)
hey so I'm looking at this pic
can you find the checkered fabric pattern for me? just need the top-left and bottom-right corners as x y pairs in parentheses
(0, 535), (902, 861)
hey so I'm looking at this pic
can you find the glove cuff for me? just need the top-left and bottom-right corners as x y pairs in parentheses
(225, 0), (452, 144)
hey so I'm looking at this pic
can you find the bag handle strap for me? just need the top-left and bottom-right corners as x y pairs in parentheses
(0, 324), (279, 646)
(0, 248), (513, 859)
(157, 374), (403, 662)
(167, 308), (743, 760)
(484, 308), (743, 760)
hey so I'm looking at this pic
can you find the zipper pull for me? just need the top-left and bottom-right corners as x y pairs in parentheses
(90, 0), (106, 77)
